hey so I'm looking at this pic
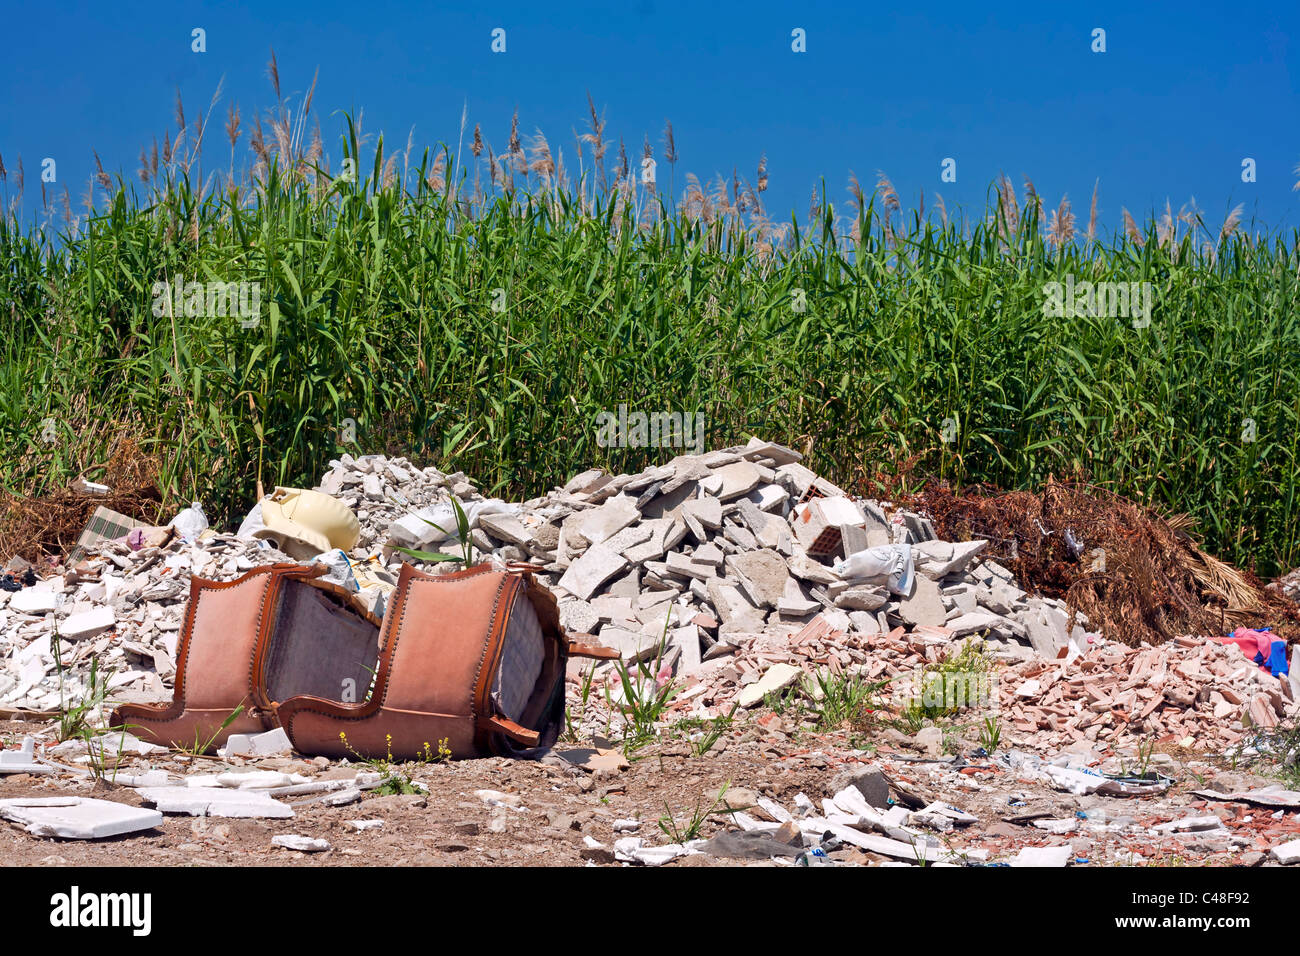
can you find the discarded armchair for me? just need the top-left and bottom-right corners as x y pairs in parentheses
(113, 560), (615, 760)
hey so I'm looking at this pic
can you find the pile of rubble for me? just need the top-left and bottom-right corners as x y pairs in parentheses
(1, 439), (1296, 761)
(459, 439), (1095, 674)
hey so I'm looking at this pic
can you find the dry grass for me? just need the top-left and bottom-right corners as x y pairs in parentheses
(916, 479), (1300, 647)
(0, 436), (163, 564)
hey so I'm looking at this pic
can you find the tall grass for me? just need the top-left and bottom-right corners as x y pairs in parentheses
(2, 82), (1299, 577)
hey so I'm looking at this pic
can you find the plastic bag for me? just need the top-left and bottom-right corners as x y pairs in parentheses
(168, 501), (209, 544)
(311, 548), (360, 592)
(833, 543), (914, 595)
(236, 501), (266, 540)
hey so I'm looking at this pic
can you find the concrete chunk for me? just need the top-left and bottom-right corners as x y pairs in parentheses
(742, 437), (803, 465)
(945, 611), (1006, 636)
(224, 727), (293, 758)
(566, 496), (640, 548)
(60, 606), (116, 640)
(10, 587), (58, 615)
(478, 512), (535, 548)
(682, 496), (722, 530)
(835, 585), (888, 611)
(138, 786), (295, 818)
(898, 576), (946, 627)
(1270, 838), (1300, 865)
(273, 834), (331, 853)
(558, 544), (629, 600)
(726, 549), (791, 609)
(712, 461), (763, 501)
(1009, 845), (1072, 867)
(0, 797), (162, 840)
(786, 552), (839, 586)
(738, 663), (803, 708)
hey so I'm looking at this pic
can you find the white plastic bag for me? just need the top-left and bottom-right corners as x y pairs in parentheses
(833, 543), (914, 595)
(236, 501), (266, 540)
(311, 548), (360, 592)
(168, 501), (209, 544)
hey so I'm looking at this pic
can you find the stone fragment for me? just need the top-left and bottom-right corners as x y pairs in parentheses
(682, 496), (722, 530)
(10, 587), (58, 615)
(711, 461), (763, 501)
(898, 576), (946, 627)
(835, 585), (888, 611)
(478, 513), (534, 548)
(224, 727), (293, 758)
(557, 544), (629, 600)
(138, 787), (294, 818)
(0, 797), (162, 840)
(60, 606), (116, 640)
(272, 834), (331, 852)
(1270, 839), (1300, 865)
(1009, 845), (1072, 867)
(741, 437), (803, 465)
(737, 663), (803, 708)
(726, 549), (791, 610)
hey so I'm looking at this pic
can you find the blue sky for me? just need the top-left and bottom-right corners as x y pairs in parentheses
(2, 0), (1297, 237)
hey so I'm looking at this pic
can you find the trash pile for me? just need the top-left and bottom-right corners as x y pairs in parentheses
(0, 438), (1295, 758)
(460, 440), (1098, 683)
(2, 437), (1300, 868)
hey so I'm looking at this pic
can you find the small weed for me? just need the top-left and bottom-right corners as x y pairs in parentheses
(690, 703), (738, 757)
(895, 641), (994, 731)
(52, 632), (113, 743)
(339, 731), (424, 794)
(806, 671), (889, 733)
(562, 664), (597, 743)
(417, 738), (453, 765)
(177, 704), (247, 757)
(979, 715), (1002, 755)
(609, 608), (681, 754)
(658, 781), (732, 843)
(393, 496), (475, 567)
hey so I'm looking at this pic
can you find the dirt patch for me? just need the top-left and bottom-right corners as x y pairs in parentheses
(2, 717), (1295, 868)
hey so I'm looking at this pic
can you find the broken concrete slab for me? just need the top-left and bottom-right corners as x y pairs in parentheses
(138, 786), (294, 818)
(785, 552), (839, 586)
(60, 606), (116, 640)
(945, 611), (1006, 637)
(835, 585), (888, 611)
(711, 461), (763, 501)
(566, 495), (641, 548)
(1009, 845), (1073, 867)
(741, 437), (803, 466)
(557, 544), (629, 600)
(681, 496), (722, 530)
(224, 727), (293, 758)
(9, 587), (59, 615)
(272, 834), (331, 852)
(726, 549), (791, 610)
(737, 663), (803, 708)
(1271, 838), (1300, 865)
(0, 797), (162, 839)
(478, 512), (535, 549)
(898, 575), (946, 627)
(0, 737), (51, 775)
